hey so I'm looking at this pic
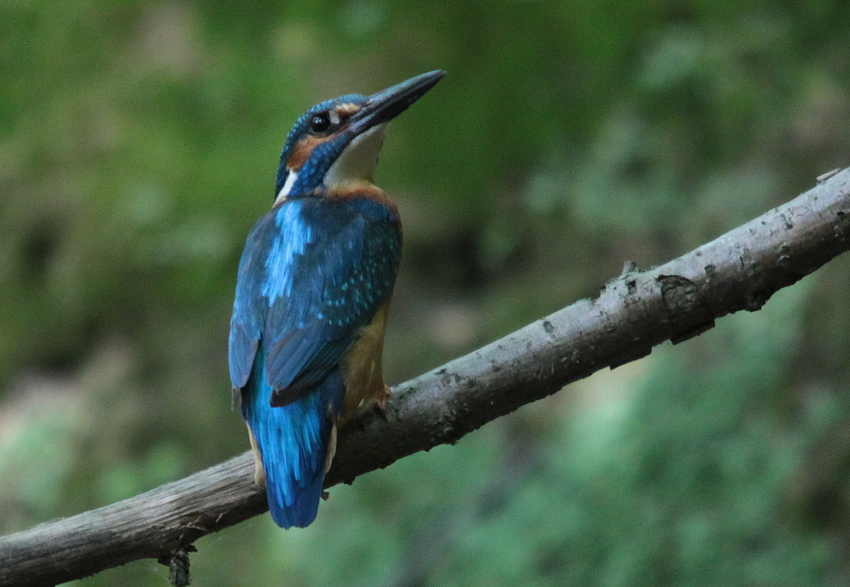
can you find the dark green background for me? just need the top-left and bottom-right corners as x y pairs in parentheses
(3, 1), (850, 585)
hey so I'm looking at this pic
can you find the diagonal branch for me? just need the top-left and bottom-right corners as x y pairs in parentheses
(2, 168), (849, 587)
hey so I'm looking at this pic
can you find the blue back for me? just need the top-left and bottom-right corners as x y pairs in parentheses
(229, 194), (401, 527)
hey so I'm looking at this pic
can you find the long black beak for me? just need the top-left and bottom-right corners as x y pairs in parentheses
(349, 70), (446, 134)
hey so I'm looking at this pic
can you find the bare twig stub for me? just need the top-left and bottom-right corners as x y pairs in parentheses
(1, 169), (849, 587)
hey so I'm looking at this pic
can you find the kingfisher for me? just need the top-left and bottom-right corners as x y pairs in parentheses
(228, 70), (445, 528)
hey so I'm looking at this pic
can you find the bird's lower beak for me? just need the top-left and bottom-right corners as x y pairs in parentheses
(349, 70), (446, 135)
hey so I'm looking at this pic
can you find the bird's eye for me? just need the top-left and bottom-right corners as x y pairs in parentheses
(309, 113), (331, 133)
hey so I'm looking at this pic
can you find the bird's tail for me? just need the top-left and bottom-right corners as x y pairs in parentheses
(241, 346), (345, 528)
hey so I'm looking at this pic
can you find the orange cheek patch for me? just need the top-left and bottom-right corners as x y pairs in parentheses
(287, 136), (326, 171)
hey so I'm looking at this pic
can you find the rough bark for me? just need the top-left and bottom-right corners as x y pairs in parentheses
(1, 168), (849, 587)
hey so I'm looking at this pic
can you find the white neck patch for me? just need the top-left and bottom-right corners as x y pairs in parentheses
(275, 170), (298, 204)
(324, 123), (388, 189)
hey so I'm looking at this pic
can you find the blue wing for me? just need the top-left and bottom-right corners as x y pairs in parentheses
(228, 196), (401, 406)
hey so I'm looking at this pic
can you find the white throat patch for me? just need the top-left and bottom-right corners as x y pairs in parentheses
(324, 123), (388, 189)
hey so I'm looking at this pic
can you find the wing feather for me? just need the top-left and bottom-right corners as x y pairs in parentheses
(228, 196), (400, 407)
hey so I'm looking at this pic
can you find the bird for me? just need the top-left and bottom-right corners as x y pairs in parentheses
(228, 70), (445, 528)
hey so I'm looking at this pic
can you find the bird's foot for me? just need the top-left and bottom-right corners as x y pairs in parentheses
(373, 384), (392, 420)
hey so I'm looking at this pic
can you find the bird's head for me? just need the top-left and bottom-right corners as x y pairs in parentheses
(274, 70), (445, 202)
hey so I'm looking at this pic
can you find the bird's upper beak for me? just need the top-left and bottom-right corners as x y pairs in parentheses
(348, 70), (446, 135)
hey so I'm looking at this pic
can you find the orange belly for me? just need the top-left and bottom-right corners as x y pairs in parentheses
(338, 297), (393, 424)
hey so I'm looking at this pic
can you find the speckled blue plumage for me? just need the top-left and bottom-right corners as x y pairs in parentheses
(229, 194), (401, 528)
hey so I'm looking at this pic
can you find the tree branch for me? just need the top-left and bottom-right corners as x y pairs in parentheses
(2, 168), (849, 587)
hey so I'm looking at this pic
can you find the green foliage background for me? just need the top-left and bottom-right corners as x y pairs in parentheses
(2, 1), (850, 585)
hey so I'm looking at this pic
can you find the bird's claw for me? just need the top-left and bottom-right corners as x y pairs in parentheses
(373, 384), (392, 420)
